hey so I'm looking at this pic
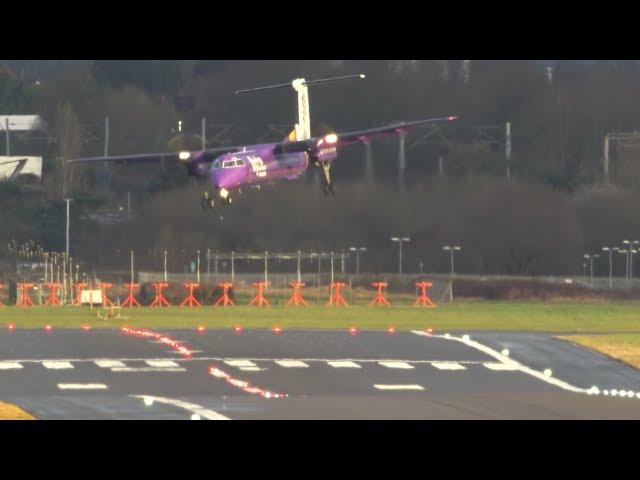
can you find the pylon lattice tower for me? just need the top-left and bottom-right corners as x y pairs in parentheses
(327, 282), (348, 306)
(370, 282), (391, 306)
(286, 282), (309, 306)
(122, 283), (142, 307)
(249, 282), (270, 306)
(414, 281), (436, 307)
(214, 283), (235, 307)
(180, 283), (202, 307)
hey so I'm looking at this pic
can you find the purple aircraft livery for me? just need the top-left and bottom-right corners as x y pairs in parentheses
(69, 74), (457, 209)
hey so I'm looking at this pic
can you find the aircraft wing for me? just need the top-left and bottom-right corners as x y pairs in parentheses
(275, 116), (457, 155)
(67, 146), (240, 165)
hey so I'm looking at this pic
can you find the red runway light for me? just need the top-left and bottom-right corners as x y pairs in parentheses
(196, 326), (206, 333)
(7, 324), (15, 331)
(44, 325), (52, 332)
(387, 327), (396, 334)
(234, 325), (243, 334)
(272, 326), (282, 334)
(425, 328), (433, 335)
(82, 325), (91, 331)
(348, 327), (358, 335)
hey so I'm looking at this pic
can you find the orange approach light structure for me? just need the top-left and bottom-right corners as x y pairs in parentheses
(72, 283), (88, 306)
(327, 282), (348, 307)
(214, 283), (235, 307)
(249, 282), (270, 306)
(44, 283), (62, 306)
(370, 282), (391, 306)
(150, 282), (171, 307)
(180, 283), (202, 307)
(414, 281), (436, 307)
(122, 283), (142, 307)
(16, 283), (35, 307)
(99, 282), (115, 307)
(286, 282), (309, 306)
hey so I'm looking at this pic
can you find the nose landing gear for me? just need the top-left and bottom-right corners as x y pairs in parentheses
(201, 191), (215, 211)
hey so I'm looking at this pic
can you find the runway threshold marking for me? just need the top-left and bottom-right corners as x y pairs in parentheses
(111, 367), (187, 372)
(379, 361), (414, 369)
(275, 360), (308, 368)
(224, 360), (257, 367)
(145, 360), (179, 368)
(131, 395), (230, 420)
(431, 362), (466, 371)
(483, 362), (520, 371)
(42, 361), (73, 370)
(374, 384), (425, 391)
(94, 360), (126, 368)
(327, 361), (361, 368)
(0, 362), (23, 370)
(57, 383), (108, 390)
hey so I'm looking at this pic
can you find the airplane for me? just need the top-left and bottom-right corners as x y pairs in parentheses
(68, 74), (457, 209)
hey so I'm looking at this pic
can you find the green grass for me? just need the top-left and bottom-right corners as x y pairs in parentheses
(559, 334), (640, 369)
(1, 301), (640, 332)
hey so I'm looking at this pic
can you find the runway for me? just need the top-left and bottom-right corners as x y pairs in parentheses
(1, 328), (640, 419)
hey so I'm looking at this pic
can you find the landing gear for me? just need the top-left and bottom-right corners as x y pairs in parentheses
(201, 191), (215, 211)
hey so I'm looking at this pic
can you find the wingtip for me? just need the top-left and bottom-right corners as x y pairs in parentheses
(448, 115), (458, 121)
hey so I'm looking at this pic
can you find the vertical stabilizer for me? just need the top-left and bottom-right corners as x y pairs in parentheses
(292, 78), (311, 141)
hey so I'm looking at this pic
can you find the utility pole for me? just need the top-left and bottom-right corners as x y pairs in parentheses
(130, 250), (134, 284)
(583, 254), (599, 285)
(398, 130), (407, 191)
(163, 250), (168, 282)
(264, 251), (268, 286)
(197, 250), (200, 284)
(64, 198), (71, 300)
(349, 247), (367, 275)
(202, 117), (206, 150)
(5, 118), (9, 156)
(297, 250), (302, 283)
(206, 248), (211, 281)
(231, 251), (235, 283)
(505, 122), (512, 181)
(330, 252), (335, 284)
(104, 117), (110, 157)
(443, 246), (462, 276)
(604, 134), (610, 184)
(602, 247), (613, 289)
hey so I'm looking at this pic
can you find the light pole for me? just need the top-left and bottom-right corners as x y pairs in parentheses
(391, 237), (410, 274)
(583, 254), (599, 285)
(349, 247), (367, 275)
(443, 246), (462, 276)
(602, 247), (614, 289)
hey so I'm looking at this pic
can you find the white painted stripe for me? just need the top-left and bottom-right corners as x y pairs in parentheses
(95, 360), (126, 368)
(275, 360), (308, 368)
(431, 361), (466, 371)
(145, 360), (179, 368)
(0, 362), (23, 370)
(327, 361), (361, 368)
(374, 384), (425, 391)
(484, 362), (520, 371)
(58, 383), (108, 390)
(239, 366), (264, 371)
(224, 359), (256, 367)
(131, 395), (229, 420)
(111, 367), (186, 372)
(379, 361), (414, 369)
(412, 330), (589, 394)
(42, 361), (73, 370)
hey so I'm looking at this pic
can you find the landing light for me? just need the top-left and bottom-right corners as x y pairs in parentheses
(219, 188), (229, 199)
(179, 151), (191, 161)
(324, 133), (338, 144)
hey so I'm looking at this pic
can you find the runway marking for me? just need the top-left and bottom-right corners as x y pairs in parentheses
(379, 361), (414, 369)
(131, 395), (230, 420)
(224, 360), (257, 367)
(412, 330), (589, 394)
(0, 362), (23, 370)
(483, 362), (520, 371)
(94, 360), (126, 368)
(374, 384), (425, 391)
(111, 367), (187, 372)
(431, 362), (466, 371)
(58, 383), (108, 390)
(42, 361), (73, 370)
(239, 366), (265, 371)
(275, 360), (309, 368)
(327, 361), (361, 368)
(145, 360), (179, 368)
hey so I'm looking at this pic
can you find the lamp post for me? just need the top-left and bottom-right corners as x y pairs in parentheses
(443, 246), (462, 276)
(583, 254), (599, 285)
(349, 247), (367, 275)
(602, 247), (614, 289)
(391, 237), (410, 274)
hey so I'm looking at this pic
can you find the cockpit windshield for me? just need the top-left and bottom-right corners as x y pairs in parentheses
(216, 158), (245, 169)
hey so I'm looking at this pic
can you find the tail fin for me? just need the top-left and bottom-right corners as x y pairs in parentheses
(284, 129), (298, 143)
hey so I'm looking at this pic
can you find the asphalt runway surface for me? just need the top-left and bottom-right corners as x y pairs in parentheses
(1, 327), (640, 419)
